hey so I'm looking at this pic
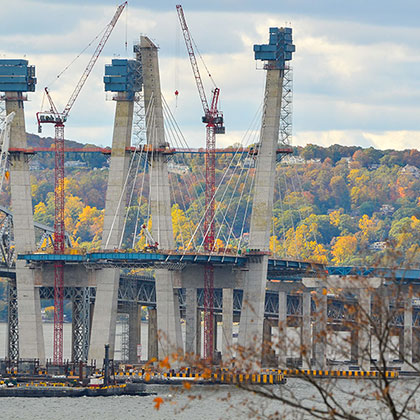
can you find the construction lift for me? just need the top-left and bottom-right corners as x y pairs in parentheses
(141, 224), (159, 252)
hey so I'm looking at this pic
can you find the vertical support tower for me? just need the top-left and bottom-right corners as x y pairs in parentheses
(136, 36), (183, 359)
(238, 28), (295, 362)
(0, 59), (45, 363)
(88, 58), (141, 363)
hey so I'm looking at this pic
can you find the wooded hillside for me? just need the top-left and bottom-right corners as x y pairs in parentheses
(2, 135), (418, 267)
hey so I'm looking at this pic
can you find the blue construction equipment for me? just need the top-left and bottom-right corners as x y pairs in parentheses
(0, 59), (36, 92)
(104, 59), (142, 98)
(254, 27), (295, 69)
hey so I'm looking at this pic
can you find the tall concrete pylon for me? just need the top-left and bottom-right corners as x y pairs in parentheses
(88, 59), (141, 362)
(7, 92), (45, 363)
(0, 60), (45, 363)
(238, 28), (295, 361)
(137, 36), (183, 359)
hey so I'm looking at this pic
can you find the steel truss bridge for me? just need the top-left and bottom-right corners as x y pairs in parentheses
(5, 270), (420, 361)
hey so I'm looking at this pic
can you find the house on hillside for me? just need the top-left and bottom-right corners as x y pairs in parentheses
(167, 161), (190, 175)
(380, 204), (395, 216)
(64, 160), (87, 169)
(284, 156), (306, 165)
(369, 242), (387, 251)
(400, 164), (420, 179)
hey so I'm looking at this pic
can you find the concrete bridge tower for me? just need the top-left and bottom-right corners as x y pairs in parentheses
(238, 28), (295, 360)
(0, 60), (45, 363)
(88, 59), (142, 362)
(135, 36), (183, 359)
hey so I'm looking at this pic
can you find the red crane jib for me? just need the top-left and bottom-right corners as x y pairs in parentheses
(37, 1), (127, 365)
(176, 4), (226, 362)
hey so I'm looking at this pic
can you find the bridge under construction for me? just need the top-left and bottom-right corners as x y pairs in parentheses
(0, 5), (419, 375)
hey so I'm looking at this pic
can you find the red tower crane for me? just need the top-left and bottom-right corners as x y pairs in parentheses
(176, 4), (225, 363)
(36, 1), (127, 364)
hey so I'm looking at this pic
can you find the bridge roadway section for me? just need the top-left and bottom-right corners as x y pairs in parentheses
(14, 250), (420, 322)
(2, 251), (420, 364)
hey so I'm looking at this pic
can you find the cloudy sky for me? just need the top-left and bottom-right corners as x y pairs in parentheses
(1, 0), (420, 150)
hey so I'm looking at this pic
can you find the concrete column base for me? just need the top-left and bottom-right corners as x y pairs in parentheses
(313, 288), (327, 369)
(155, 270), (181, 359)
(222, 288), (233, 363)
(88, 268), (119, 365)
(301, 292), (311, 369)
(15, 263), (45, 364)
(128, 303), (140, 364)
(148, 307), (158, 360)
(357, 289), (371, 371)
(278, 291), (287, 368)
(238, 257), (268, 367)
(402, 296), (413, 371)
(185, 288), (198, 355)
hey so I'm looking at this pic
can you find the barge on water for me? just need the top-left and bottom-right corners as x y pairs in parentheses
(0, 382), (148, 397)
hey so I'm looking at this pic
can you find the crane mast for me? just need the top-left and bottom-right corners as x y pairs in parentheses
(176, 4), (225, 363)
(36, 1), (127, 365)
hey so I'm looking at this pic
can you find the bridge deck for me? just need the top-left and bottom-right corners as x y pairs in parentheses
(17, 251), (323, 277)
(15, 251), (420, 282)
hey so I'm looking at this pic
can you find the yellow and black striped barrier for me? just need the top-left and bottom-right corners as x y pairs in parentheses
(113, 367), (398, 383)
(279, 369), (399, 379)
(120, 369), (286, 384)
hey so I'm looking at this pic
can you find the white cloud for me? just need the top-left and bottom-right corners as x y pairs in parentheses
(363, 130), (420, 150)
(294, 129), (420, 151)
(0, 2), (419, 151)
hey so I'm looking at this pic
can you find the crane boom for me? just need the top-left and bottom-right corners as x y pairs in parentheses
(176, 4), (209, 116)
(63, 1), (127, 118)
(36, 1), (127, 365)
(176, 4), (225, 363)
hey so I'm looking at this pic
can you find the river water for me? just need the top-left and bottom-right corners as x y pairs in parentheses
(0, 323), (417, 419)
(1, 380), (420, 419)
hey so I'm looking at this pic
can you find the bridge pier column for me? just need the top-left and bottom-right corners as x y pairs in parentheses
(89, 270), (119, 363)
(222, 288), (233, 363)
(128, 303), (140, 364)
(413, 327), (420, 364)
(357, 288), (371, 371)
(174, 289), (183, 353)
(154, 272), (183, 358)
(185, 288), (198, 355)
(379, 291), (392, 366)
(213, 314), (219, 360)
(7, 93), (45, 364)
(238, 66), (285, 367)
(402, 295), (413, 371)
(301, 291), (311, 369)
(278, 291), (287, 368)
(350, 327), (358, 363)
(138, 36), (181, 361)
(262, 318), (276, 367)
(238, 257), (269, 365)
(89, 87), (134, 364)
(313, 288), (327, 369)
(196, 309), (202, 356)
(148, 307), (158, 360)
